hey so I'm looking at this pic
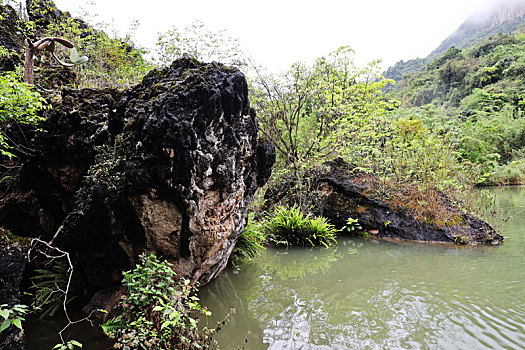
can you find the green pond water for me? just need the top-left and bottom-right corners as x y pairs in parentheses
(199, 186), (525, 349)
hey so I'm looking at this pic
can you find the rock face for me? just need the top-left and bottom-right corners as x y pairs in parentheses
(0, 232), (29, 350)
(0, 5), (24, 52)
(316, 160), (502, 245)
(266, 159), (502, 245)
(0, 57), (275, 292)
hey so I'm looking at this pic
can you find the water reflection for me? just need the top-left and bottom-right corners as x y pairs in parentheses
(200, 187), (525, 349)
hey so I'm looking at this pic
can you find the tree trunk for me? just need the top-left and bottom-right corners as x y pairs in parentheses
(24, 39), (34, 84)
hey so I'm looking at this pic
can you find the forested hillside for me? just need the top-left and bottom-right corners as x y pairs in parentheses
(390, 31), (525, 185)
(385, 0), (525, 86)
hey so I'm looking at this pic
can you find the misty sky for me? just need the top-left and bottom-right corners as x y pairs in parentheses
(51, 0), (501, 72)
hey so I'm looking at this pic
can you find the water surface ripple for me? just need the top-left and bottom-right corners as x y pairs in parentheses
(200, 186), (525, 349)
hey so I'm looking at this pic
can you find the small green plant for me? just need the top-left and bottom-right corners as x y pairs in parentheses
(265, 205), (338, 247)
(454, 234), (470, 245)
(341, 218), (372, 238)
(232, 213), (266, 263)
(104, 253), (220, 349)
(0, 304), (28, 333)
(341, 218), (362, 234)
(53, 340), (82, 350)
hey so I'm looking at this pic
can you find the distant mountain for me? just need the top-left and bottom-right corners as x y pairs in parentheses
(384, 0), (525, 84)
(428, 0), (525, 59)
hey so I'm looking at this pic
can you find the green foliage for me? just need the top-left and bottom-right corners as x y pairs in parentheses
(100, 317), (125, 336)
(155, 20), (247, 68)
(105, 253), (219, 350)
(265, 205), (338, 247)
(232, 213), (266, 263)
(392, 32), (525, 185)
(44, 13), (153, 89)
(53, 340), (82, 350)
(253, 46), (396, 175)
(341, 218), (364, 235)
(30, 261), (74, 319)
(0, 70), (47, 158)
(0, 304), (28, 333)
(383, 58), (428, 89)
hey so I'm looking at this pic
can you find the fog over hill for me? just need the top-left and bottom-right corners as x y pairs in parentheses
(384, 0), (525, 84)
(428, 0), (525, 59)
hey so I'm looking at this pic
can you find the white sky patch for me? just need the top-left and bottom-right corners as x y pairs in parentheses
(53, 0), (498, 73)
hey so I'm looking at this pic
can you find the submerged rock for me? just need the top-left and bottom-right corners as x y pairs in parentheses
(266, 159), (502, 245)
(0, 57), (275, 293)
(317, 159), (502, 245)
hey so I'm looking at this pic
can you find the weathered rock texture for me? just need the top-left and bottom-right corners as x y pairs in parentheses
(0, 5), (24, 52)
(0, 231), (29, 350)
(0, 57), (274, 293)
(266, 159), (502, 245)
(318, 160), (502, 244)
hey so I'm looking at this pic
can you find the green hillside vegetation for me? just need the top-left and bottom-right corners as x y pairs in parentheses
(428, 14), (525, 59)
(383, 58), (428, 90)
(385, 3), (525, 87)
(391, 31), (525, 185)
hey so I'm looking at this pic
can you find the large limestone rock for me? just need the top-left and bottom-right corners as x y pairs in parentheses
(0, 57), (275, 292)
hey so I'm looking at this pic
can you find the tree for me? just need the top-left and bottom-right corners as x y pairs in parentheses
(155, 20), (247, 67)
(251, 46), (395, 176)
(23, 36), (88, 84)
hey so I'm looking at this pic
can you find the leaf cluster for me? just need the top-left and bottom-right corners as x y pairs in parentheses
(105, 253), (220, 350)
(232, 212), (267, 263)
(30, 261), (74, 319)
(0, 70), (47, 158)
(264, 205), (338, 247)
(0, 303), (28, 333)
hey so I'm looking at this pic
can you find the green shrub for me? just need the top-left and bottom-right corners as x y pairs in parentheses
(103, 253), (219, 350)
(265, 205), (338, 247)
(0, 70), (47, 158)
(232, 213), (266, 263)
(44, 13), (153, 89)
(0, 304), (28, 333)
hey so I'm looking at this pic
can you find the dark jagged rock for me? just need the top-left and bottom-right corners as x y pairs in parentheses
(316, 160), (502, 245)
(26, 0), (92, 37)
(0, 230), (29, 350)
(0, 4), (24, 52)
(265, 159), (502, 245)
(0, 57), (274, 294)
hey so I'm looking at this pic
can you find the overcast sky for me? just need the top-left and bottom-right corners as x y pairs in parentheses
(51, 0), (498, 72)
